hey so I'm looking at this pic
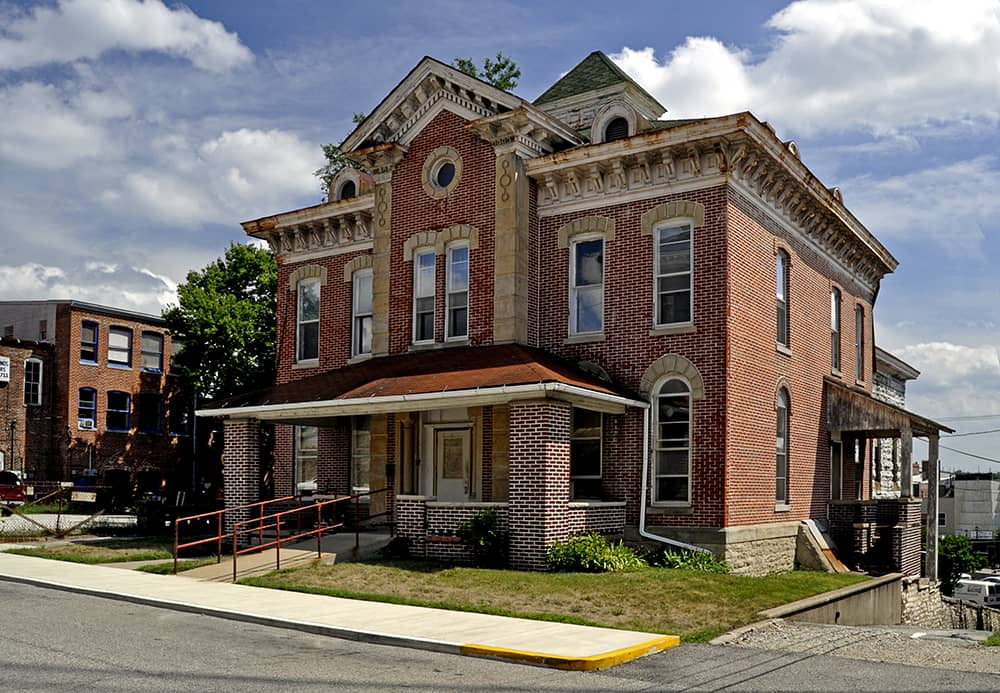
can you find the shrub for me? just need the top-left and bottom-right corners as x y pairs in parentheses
(457, 509), (508, 568)
(546, 533), (646, 573)
(650, 547), (730, 573)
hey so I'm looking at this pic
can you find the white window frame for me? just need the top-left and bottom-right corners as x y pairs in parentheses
(141, 331), (164, 372)
(294, 425), (318, 494)
(776, 250), (790, 348)
(445, 242), (469, 341)
(23, 358), (42, 406)
(855, 305), (865, 381)
(80, 320), (99, 363)
(653, 220), (694, 327)
(652, 377), (692, 505)
(108, 326), (132, 368)
(351, 269), (373, 358)
(78, 387), (97, 427)
(412, 248), (436, 344)
(568, 233), (605, 336)
(296, 278), (320, 363)
(831, 288), (842, 372)
(776, 388), (790, 505)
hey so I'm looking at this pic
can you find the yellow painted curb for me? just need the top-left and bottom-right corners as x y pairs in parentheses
(460, 634), (680, 670)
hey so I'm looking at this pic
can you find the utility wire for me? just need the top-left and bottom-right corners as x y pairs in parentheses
(939, 443), (1000, 465)
(937, 414), (1000, 421)
(944, 428), (1000, 438)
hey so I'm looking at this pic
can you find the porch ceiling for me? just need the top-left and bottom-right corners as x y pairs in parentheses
(197, 344), (645, 422)
(824, 377), (953, 438)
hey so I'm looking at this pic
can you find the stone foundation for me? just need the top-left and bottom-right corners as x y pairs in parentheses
(641, 520), (800, 575)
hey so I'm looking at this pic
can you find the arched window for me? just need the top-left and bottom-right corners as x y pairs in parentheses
(776, 388), (790, 504)
(855, 305), (865, 381)
(569, 234), (604, 335)
(338, 180), (356, 200)
(654, 221), (693, 326)
(654, 378), (691, 503)
(831, 288), (841, 372)
(604, 117), (629, 142)
(776, 250), (790, 347)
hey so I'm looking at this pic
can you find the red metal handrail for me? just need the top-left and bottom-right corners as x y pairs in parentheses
(229, 487), (393, 582)
(172, 495), (296, 574)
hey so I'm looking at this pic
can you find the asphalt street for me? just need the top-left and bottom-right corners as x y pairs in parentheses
(3, 579), (1000, 692)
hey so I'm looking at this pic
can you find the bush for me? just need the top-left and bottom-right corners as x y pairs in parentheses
(457, 509), (508, 568)
(649, 547), (730, 573)
(546, 533), (646, 573)
(939, 534), (987, 595)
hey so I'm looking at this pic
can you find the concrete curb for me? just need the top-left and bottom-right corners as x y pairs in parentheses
(0, 571), (679, 670)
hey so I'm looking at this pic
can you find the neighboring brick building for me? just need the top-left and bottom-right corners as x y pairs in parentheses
(0, 337), (55, 476)
(0, 300), (191, 493)
(204, 53), (950, 574)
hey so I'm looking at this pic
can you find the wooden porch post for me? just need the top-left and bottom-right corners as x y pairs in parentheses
(899, 427), (913, 498)
(926, 433), (940, 581)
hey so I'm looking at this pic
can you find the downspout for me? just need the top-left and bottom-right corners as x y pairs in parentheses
(639, 404), (711, 553)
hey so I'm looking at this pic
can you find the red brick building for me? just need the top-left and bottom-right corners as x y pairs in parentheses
(205, 53), (949, 574)
(0, 300), (191, 494)
(0, 337), (54, 477)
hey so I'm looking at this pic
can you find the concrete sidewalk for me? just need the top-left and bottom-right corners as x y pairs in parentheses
(0, 552), (677, 670)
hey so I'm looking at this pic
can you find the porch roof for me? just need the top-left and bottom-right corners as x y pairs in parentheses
(824, 377), (953, 438)
(197, 344), (646, 422)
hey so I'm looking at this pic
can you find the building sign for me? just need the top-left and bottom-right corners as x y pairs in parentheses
(70, 491), (97, 503)
(0, 356), (9, 383)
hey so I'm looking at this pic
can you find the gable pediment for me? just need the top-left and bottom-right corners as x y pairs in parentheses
(342, 57), (525, 152)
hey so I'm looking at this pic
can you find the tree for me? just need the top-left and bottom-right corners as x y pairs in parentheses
(314, 112), (368, 201)
(162, 243), (277, 402)
(938, 534), (987, 595)
(452, 52), (521, 91)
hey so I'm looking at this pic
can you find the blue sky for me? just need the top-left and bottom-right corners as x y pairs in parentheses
(1, 0), (998, 471)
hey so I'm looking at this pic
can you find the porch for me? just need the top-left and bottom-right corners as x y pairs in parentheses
(200, 345), (645, 569)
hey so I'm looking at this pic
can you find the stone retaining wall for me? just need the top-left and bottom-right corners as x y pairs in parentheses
(900, 577), (1000, 631)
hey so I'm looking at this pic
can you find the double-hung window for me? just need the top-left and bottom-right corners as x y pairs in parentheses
(654, 379), (691, 503)
(569, 236), (604, 335)
(294, 425), (318, 494)
(776, 388), (790, 504)
(108, 326), (132, 367)
(168, 396), (191, 436)
(776, 251), (790, 347)
(23, 358), (42, 406)
(80, 321), (98, 363)
(655, 222), (692, 325)
(831, 288), (841, 372)
(446, 243), (469, 340)
(413, 249), (436, 343)
(351, 270), (373, 357)
(855, 305), (865, 381)
(141, 332), (164, 372)
(78, 388), (96, 427)
(351, 416), (371, 494)
(296, 279), (320, 362)
(570, 408), (602, 500)
(107, 391), (131, 432)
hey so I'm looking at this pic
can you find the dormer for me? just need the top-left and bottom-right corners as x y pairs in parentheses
(533, 51), (667, 142)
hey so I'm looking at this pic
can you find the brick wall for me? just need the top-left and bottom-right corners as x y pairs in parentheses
(222, 419), (260, 531)
(0, 340), (55, 477)
(395, 495), (510, 564)
(566, 501), (626, 538)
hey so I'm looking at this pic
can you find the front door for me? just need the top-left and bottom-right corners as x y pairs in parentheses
(435, 428), (471, 501)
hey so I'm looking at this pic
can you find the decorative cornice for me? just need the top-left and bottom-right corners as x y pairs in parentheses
(241, 194), (375, 261)
(525, 113), (896, 294)
(348, 143), (407, 184)
(466, 107), (583, 157)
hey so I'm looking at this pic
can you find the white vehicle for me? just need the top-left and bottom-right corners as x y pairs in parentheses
(953, 579), (1000, 607)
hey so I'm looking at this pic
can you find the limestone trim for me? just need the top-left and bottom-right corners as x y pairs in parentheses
(640, 354), (706, 400)
(403, 231), (441, 261)
(775, 377), (792, 415)
(342, 254), (373, 282)
(421, 146), (463, 199)
(435, 224), (479, 254)
(591, 101), (638, 144)
(288, 265), (328, 291)
(556, 216), (616, 249)
(641, 201), (705, 236)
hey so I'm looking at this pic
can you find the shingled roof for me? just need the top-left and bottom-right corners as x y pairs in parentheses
(534, 50), (663, 109)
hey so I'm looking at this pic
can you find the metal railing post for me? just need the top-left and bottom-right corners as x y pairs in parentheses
(259, 503), (264, 546)
(216, 513), (223, 563)
(232, 528), (238, 583)
(173, 516), (179, 575)
(317, 503), (322, 560)
(355, 494), (360, 549)
(276, 516), (282, 571)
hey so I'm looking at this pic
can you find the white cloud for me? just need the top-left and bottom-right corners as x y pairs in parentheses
(0, 0), (252, 72)
(611, 0), (1000, 136)
(0, 261), (176, 315)
(842, 157), (1000, 254)
(891, 341), (1000, 421)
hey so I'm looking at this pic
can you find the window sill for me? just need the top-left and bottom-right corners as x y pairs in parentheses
(775, 503), (792, 512)
(648, 503), (693, 514)
(650, 323), (695, 337)
(141, 368), (163, 375)
(79, 360), (99, 367)
(108, 363), (132, 370)
(444, 337), (470, 345)
(855, 379), (866, 387)
(568, 500), (626, 508)
(408, 341), (439, 352)
(831, 368), (843, 378)
(348, 353), (373, 365)
(292, 359), (319, 370)
(564, 332), (605, 345)
(775, 343), (793, 357)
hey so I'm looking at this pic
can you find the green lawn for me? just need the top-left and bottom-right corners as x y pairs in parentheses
(138, 558), (218, 574)
(983, 632), (1000, 647)
(6, 539), (173, 564)
(242, 560), (868, 642)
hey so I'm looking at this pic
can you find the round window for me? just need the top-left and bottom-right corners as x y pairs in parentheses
(435, 162), (456, 188)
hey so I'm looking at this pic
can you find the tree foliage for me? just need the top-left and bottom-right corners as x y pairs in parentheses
(162, 243), (277, 401)
(452, 52), (521, 91)
(939, 534), (987, 595)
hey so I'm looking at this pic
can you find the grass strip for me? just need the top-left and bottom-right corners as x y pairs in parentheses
(138, 558), (218, 574)
(982, 632), (1000, 647)
(6, 539), (173, 564)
